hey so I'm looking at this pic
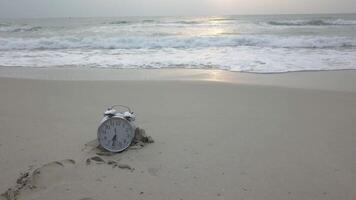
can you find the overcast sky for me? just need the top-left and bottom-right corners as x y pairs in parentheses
(0, 0), (356, 18)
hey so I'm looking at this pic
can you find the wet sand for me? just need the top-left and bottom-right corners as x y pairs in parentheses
(1, 69), (356, 200)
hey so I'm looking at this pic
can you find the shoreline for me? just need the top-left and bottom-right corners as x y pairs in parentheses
(1, 66), (356, 92)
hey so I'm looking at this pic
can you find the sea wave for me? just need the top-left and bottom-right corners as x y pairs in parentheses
(1, 15), (356, 73)
(0, 24), (43, 33)
(105, 18), (235, 26)
(0, 35), (355, 50)
(173, 20), (204, 24)
(107, 19), (159, 25)
(107, 20), (132, 25)
(209, 17), (237, 22)
(0, 23), (11, 27)
(142, 19), (156, 23)
(267, 19), (356, 26)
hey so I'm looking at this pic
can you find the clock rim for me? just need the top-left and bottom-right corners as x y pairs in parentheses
(97, 116), (134, 153)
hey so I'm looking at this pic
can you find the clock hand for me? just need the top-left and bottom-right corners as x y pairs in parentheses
(112, 134), (117, 146)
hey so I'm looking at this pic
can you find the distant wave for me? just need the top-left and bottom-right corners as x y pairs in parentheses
(106, 18), (236, 26)
(1, 35), (355, 50)
(209, 18), (237, 22)
(267, 19), (356, 26)
(174, 20), (203, 24)
(105, 18), (356, 27)
(108, 20), (131, 25)
(0, 23), (11, 27)
(142, 19), (156, 23)
(107, 19), (158, 25)
(12, 26), (42, 32)
(0, 24), (43, 33)
(174, 18), (236, 24)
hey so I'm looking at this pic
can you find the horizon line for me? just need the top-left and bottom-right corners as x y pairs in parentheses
(1, 12), (355, 20)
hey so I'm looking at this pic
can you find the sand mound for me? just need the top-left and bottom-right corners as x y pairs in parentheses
(84, 127), (154, 156)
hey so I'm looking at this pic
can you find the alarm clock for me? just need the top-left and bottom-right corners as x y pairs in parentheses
(97, 105), (136, 152)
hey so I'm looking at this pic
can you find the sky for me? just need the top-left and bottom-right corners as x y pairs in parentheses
(0, 0), (356, 18)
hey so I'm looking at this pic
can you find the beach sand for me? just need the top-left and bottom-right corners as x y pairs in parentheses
(1, 69), (356, 200)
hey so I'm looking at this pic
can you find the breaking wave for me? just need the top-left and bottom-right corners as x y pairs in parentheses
(267, 19), (356, 26)
(0, 23), (11, 27)
(0, 35), (354, 50)
(173, 20), (204, 24)
(0, 24), (43, 33)
(107, 20), (132, 25)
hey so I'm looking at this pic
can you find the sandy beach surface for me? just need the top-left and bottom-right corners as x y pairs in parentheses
(1, 68), (356, 200)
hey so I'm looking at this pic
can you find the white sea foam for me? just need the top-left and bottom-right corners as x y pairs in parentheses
(1, 47), (355, 73)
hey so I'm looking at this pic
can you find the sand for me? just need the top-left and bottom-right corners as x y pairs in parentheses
(1, 69), (356, 200)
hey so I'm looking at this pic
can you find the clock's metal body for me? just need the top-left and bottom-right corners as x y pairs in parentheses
(97, 105), (136, 152)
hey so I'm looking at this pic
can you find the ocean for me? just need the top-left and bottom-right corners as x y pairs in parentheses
(0, 14), (356, 73)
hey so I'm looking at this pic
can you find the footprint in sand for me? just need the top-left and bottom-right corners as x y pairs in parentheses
(1, 159), (76, 200)
(31, 159), (76, 189)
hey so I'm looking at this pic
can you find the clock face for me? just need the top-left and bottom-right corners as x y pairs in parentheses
(97, 117), (134, 152)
